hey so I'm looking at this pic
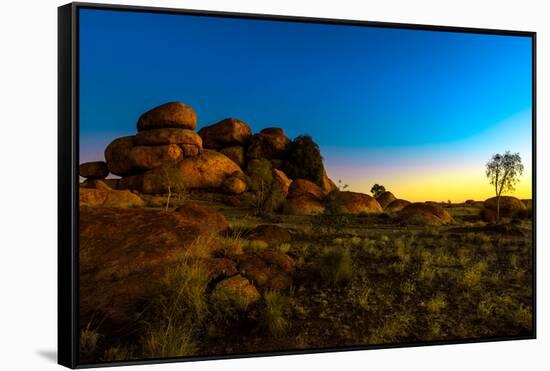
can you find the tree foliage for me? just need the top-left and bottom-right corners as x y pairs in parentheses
(283, 135), (324, 186)
(370, 184), (386, 198)
(485, 151), (524, 222)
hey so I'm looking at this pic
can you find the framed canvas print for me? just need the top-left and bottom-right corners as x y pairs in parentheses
(58, 2), (536, 368)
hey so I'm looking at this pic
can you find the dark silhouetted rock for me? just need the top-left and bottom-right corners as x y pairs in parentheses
(79, 161), (109, 179)
(376, 191), (397, 209)
(247, 127), (290, 160)
(399, 202), (454, 226)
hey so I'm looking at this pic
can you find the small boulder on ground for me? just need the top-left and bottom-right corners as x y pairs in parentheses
(247, 224), (291, 246)
(399, 202), (454, 226)
(79, 182), (144, 208)
(376, 191), (397, 209)
(484, 196), (527, 216)
(385, 199), (411, 213)
(236, 253), (293, 291)
(329, 191), (383, 214)
(137, 102), (197, 131)
(211, 275), (260, 309)
(198, 118), (252, 149)
(282, 194), (325, 215)
(247, 127), (290, 160)
(79, 161), (109, 179)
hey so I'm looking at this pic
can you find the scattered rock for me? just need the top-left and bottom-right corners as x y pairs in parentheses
(247, 224), (291, 246)
(399, 202), (454, 226)
(236, 253), (293, 291)
(79, 187), (145, 208)
(484, 196), (527, 216)
(220, 146), (246, 168)
(174, 202), (229, 235)
(282, 195), (325, 215)
(79, 161), (109, 179)
(256, 249), (295, 273)
(199, 257), (238, 280)
(198, 118), (252, 149)
(329, 191), (383, 214)
(211, 275), (260, 309)
(247, 127), (290, 160)
(128, 144), (183, 170)
(287, 178), (324, 201)
(385, 199), (411, 213)
(376, 191), (397, 209)
(104, 136), (136, 176)
(134, 128), (202, 148)
(137, 102), (197, 131)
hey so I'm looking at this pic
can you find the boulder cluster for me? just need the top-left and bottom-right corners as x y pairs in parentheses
(78, 101), (342, 211)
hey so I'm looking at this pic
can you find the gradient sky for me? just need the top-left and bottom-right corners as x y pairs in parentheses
(79, 8), (533, 202)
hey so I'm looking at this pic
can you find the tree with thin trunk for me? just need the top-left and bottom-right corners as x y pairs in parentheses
(485, 151), (524, 223)
(152, 161), (187, 211)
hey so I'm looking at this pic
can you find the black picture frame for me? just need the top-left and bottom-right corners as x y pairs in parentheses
(58, 2), (537, 368)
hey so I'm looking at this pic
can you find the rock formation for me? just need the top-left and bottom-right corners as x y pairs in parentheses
(399, 202), (454, 226)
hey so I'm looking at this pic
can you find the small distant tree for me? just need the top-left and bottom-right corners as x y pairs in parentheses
(283, 135), (325, 186)
(485, 151), (524, 223)
(370, 184), (386, 198)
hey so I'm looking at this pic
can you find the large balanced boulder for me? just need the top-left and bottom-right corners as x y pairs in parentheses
(198, 118), (252, 149)
(287, 178), (324, 201)
(376, 191), (397, 209)
(134, 128), (202, 148)
(79, 161), (109, 179)
(128, 144), (183, 171)
(137, 102), (197, 131)
(220, 146), (246, 168)
(385, 199), (411, 213)
(247, 127), (290, 160)
(79, 204), (227, 327)
(104, 136), (136, 176)
(330, 191), (383, 214)
(399, 202), (454, 226)
(484, 196), (527, 216)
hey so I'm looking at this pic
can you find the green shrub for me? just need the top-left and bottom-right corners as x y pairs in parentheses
(316, 247), (353, 285)
(262, 290), (290, 336)
(283, 135), (324, 186)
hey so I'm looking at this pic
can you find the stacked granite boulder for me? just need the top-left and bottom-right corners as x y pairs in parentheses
(100, 102), (247, 195)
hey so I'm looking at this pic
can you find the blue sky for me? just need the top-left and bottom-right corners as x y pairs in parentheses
(79, 8), (532, 201)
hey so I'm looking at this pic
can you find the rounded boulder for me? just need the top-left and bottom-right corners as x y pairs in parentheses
(198, 118), (252, 149)
(137, 102), (197, 131)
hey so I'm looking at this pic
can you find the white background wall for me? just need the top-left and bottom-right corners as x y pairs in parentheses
(0, 0), (546, 369)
